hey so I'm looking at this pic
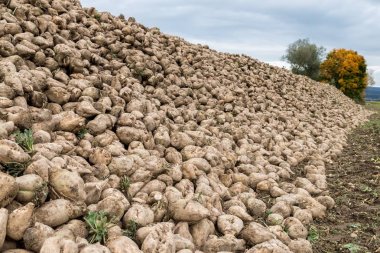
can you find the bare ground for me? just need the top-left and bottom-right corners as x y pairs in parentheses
(312, 102), (380, 253)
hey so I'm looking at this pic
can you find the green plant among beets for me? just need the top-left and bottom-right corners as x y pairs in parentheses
(307, 226), (319, 243)
(13, 129), (34, 153)
(1, 162), (27, 177)
(120, 176), (131, 193)
(84, 211), (114, 244)
(76, 128), (88, 140)
(123, 219), (138, 240)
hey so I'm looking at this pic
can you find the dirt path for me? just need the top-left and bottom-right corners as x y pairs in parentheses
(312, 102), (380, 253)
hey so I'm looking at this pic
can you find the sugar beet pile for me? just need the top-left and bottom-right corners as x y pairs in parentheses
(0, 0), (371, 252)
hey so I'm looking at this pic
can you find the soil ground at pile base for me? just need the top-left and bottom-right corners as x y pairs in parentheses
(313, 102), (380, 253)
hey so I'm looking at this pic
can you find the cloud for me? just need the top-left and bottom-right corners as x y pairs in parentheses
(369, 66), (380, 72)
(81, 0), (380, 85)
(266, 61), (290, 69)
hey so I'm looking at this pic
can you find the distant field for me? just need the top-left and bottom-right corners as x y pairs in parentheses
(366, 86), (380, 101)
(366, 101), (380, 111)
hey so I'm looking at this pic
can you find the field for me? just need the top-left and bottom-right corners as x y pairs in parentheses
(365, 101), (380, 111)
(313, 102), (380, 252)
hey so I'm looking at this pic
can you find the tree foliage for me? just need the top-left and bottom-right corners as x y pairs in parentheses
(282, 38), (326, 80)
(320, 49), (368, 103)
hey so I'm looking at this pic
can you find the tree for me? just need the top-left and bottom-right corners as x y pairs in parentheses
(367, 69), (376, 86)
(320, 49), (368, 103)
(282, 38), (326, 80)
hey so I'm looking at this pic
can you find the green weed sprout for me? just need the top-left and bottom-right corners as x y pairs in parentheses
(13, 129), (34, 153)
(1, 162), (27, 177)
(342, 243), (361, 253)
(120, 176), (131, 193)
(76, 128), (88, 140)
(307, 226), (319, 243)
(123, 219), (138, 240)
(84, 211), (114, 244)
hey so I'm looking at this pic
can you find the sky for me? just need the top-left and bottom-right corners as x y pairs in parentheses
(81, 0), (380, 86)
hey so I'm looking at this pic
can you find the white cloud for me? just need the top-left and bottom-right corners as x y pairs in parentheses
(368, 66), (380, 72)
(266, 61), (290, 69)
(81, 0), (380, 77)
(186, 38), (286, 61)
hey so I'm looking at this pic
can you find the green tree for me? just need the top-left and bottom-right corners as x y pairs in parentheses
(282, 38), (326, 80)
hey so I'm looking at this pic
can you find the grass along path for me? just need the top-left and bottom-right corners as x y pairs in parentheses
(312, 102), (380, 253)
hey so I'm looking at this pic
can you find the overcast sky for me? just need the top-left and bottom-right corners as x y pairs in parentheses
(81, 0), (380, 86)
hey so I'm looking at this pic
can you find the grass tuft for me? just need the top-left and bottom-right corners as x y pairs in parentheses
(265, 210), (273, 217)
(1, 162), (27, 177)
(76, 128), (88, 140)
(123, 219), (138, 240)
(342, 243), (362, 253)
(119, 176), (131, 194)
(84, 211), (114, 244)
(13, 129), (34, 153)
(94, 13), (101, 21)
(307, 226), (320, 243)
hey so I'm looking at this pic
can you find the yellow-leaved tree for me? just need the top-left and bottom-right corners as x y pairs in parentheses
(320, 49), (368, 103)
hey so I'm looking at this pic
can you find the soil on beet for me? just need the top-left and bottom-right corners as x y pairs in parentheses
(312, 102), (380, 253)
